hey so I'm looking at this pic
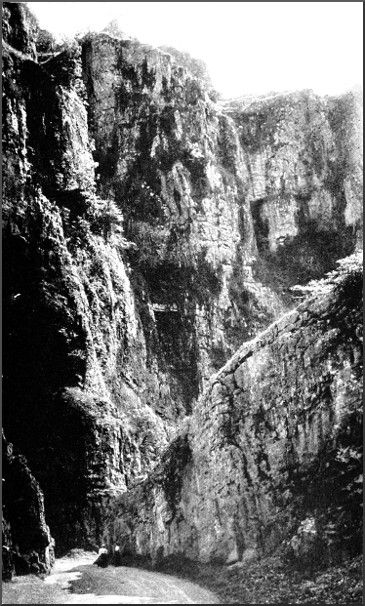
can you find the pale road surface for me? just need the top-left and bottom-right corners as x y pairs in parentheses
(2, 552), (220, 604)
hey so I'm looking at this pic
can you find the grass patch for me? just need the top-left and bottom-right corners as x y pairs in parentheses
(150, 552), (363, 604)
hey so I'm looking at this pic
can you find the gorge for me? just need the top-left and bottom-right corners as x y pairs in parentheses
(2, 3), (363, 602)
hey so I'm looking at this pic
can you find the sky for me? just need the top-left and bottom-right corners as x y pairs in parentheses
(28, 2), (363, 99)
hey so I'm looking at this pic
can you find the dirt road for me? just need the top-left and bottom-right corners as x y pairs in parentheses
(2, 552), (220, 604)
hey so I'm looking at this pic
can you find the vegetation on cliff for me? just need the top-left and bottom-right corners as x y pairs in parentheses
(2, 4), (362, 601)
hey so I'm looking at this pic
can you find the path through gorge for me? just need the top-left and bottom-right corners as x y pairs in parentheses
(2, 552), (219, 604)
(2, 3), (363, 604)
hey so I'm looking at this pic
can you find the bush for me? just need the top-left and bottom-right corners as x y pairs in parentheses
(63, 193), (131, 250)
(87, 197), (123, 240)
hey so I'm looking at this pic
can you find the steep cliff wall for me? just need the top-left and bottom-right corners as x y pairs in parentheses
(225, 91), (362, 296)
(3, 3), (171, 557)
(106, 255), (363, 566)
(82, 31), (362, 388)
(2, 1), (363, 573)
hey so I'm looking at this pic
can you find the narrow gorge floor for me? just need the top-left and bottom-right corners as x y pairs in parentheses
(1, 552), (219, 604)
(2, 552), (363, 605)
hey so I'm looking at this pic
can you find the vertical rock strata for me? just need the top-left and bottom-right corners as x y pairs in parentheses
(106, 256), (363, 566)
(82, 30), (362, 386)
(3, 3), (171, 557)
(2, 2), (363, 572)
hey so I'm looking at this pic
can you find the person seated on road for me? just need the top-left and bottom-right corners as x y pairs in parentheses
(94, 545), (109, 568)
(112, 544), (123, 567)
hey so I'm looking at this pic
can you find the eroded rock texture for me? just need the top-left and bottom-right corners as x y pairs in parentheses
(2, 433), (54, 579)
(82, 32), (362, 374)
(3, 3), (171, 557)
(2, 1), (363, 574)
(105, 256), (363, 567)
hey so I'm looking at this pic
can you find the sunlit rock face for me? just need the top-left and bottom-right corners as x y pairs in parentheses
(106, 256), (363, 566)
(225, 91), (362, 281)
(2, 1), (363, 573)
(82, 33), (362, 381)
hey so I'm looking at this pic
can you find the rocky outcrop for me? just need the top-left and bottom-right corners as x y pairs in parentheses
(105, 255), (363, 566)
(2, 433), (54, 579)
(2, 1), (363, 572)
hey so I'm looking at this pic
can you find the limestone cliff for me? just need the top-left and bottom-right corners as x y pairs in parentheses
(225, 91), (362, 295)
(3, 2), (171, 560)
(2, 1), (363, 576)
(82, 30), (362, 386)
(2, 433), (54, 578)
(105, 255), (363, 567)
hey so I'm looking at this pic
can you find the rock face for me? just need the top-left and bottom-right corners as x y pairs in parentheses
(2, 433), (54, 579)
(82, 32), (362, 373)
(225, 91), (362, 296)
(2, 1), (363, 573)
(105, 256), (363, 567)
(3, 2), (171, 557)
